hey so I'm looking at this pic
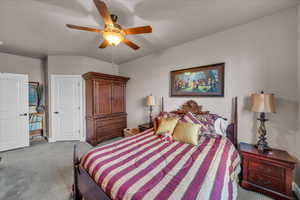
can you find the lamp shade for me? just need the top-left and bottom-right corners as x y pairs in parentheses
(250, 93), (276, 113)
(146, 95), (155, 106)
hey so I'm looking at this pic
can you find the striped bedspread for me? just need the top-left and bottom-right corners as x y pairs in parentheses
(81, 129), (241, 200)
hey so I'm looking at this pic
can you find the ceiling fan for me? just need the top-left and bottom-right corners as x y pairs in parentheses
(66, 0), (152, 50)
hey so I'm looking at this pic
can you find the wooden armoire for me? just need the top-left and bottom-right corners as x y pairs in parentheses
(83, 72), (129, 146)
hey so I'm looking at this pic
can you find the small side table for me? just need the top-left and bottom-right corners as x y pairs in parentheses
(240, 142), (297, 200)
(138, 123), (153, 132)
(123, 128), (140, 137)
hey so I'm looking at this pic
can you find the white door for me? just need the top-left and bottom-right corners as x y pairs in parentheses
(0, 73), (29, 151)
(52, 75), (82, 141)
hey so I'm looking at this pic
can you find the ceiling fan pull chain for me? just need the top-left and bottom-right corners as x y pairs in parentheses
(110, 47), (115, 65)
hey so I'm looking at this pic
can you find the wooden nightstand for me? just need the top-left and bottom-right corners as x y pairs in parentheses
(138, 123), (153, 132)
(240, 142), (297, 200)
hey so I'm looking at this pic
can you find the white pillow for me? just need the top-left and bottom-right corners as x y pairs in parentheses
(214, 118), (229, 136)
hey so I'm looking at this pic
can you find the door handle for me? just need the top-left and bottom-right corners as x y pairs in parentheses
(54, 111), (59, 114)
(19, 113), (27, 116)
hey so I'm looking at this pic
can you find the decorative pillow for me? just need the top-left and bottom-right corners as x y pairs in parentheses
(214, 117), (229, 136)
(154, 112), (181, 132)
(156, 117), (179, 135)
(182, 112), (209, 134)
(173, 121), (201, 145)
(194, 113), (225, 135)
(182, 112), (228, 136)
(182, 112), (202, 124)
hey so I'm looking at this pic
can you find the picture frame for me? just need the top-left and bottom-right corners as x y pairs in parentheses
(29, 82), (39, 106)
(170, 63), (225, 97)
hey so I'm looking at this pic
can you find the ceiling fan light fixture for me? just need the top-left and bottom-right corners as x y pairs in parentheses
(103, 27), (125, 46)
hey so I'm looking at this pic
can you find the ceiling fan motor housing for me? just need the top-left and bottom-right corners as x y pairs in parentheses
(110, 14), (118, 23)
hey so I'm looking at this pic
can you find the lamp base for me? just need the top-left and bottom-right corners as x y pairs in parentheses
(256, 112), (272, 153)
(149, 105), (153, 127)
(255, 142), (272, 153)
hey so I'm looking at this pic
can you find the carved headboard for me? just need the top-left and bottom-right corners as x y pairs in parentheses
(170, 100), (209, 116)
(160, 97), (238, 147)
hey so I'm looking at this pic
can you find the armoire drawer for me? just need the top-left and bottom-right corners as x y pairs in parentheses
(96, 126), (125, 142)
(95, 117), (126, 128)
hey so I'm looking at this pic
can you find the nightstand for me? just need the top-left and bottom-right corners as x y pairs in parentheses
(138, 123), (153, 132)
(240, 142), (297, 200)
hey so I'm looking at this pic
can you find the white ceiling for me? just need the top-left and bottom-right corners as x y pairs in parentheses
(0, 0), (299, 64)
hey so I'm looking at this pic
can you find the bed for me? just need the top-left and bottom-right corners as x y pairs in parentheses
(73, 97), (240, 200)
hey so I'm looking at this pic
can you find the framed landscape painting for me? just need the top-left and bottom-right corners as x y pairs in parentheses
(170, 63), (224, 97)
(29, 82), (39, 106)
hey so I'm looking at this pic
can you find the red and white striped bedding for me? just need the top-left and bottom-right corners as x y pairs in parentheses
(81, 129), (241, 200)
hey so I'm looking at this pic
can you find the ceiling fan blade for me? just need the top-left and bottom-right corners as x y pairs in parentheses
(123, 39), (140, 50)
(66, 24), (102, 33)
(93, 0), (113, 25)
(99, 40), (109, 48)
(124, 26), (152, 35)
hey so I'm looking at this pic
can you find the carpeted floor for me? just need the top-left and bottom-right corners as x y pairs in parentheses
(0, 139), (275, 200)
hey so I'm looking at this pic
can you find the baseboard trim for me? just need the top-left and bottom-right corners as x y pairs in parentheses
(47, 137), (56, 143)
(293, 182), (300, 199)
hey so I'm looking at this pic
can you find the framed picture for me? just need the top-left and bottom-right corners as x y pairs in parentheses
(29, 82), (39, 106)
(170, 63), (225, 97)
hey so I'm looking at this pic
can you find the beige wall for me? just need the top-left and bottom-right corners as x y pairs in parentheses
(47, 56), (119, 75)
(0, 52), (44, 83)
(120, 7), (299, 168)
(46, 55), (119, 139)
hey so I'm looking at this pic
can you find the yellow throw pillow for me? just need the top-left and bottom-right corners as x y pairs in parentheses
(156, 117), (179, 135)
(173, 121), (201, 145)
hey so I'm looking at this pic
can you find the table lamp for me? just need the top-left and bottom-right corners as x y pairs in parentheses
(146, 95), (155, 126)
(250, 91), (276, 152)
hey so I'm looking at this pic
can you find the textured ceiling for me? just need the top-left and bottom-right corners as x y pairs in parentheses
(0, 0), (299, 64)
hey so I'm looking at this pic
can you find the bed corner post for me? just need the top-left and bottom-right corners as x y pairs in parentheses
(73, 144), (81, 200)
(160, 96), (164, 116)
(233, 96), (238, 148)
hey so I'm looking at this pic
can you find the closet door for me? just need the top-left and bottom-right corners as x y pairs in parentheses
(93, 79), (112, 115)
(0, 73), (29, 151)
(111, 82), (125, 113)
(52, 75), (82, 141)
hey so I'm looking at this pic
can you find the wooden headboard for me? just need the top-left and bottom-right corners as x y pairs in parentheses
(160, 97), (238, 147)
(171, 100), (209, 115)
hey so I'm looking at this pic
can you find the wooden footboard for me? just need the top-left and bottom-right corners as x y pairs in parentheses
(73, 145), (111, 200)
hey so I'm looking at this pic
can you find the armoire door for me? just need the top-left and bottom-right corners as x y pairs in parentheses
(94, 80), (112, 115)
(112, 82), (125, 113)
(0, 73), (29, 151)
